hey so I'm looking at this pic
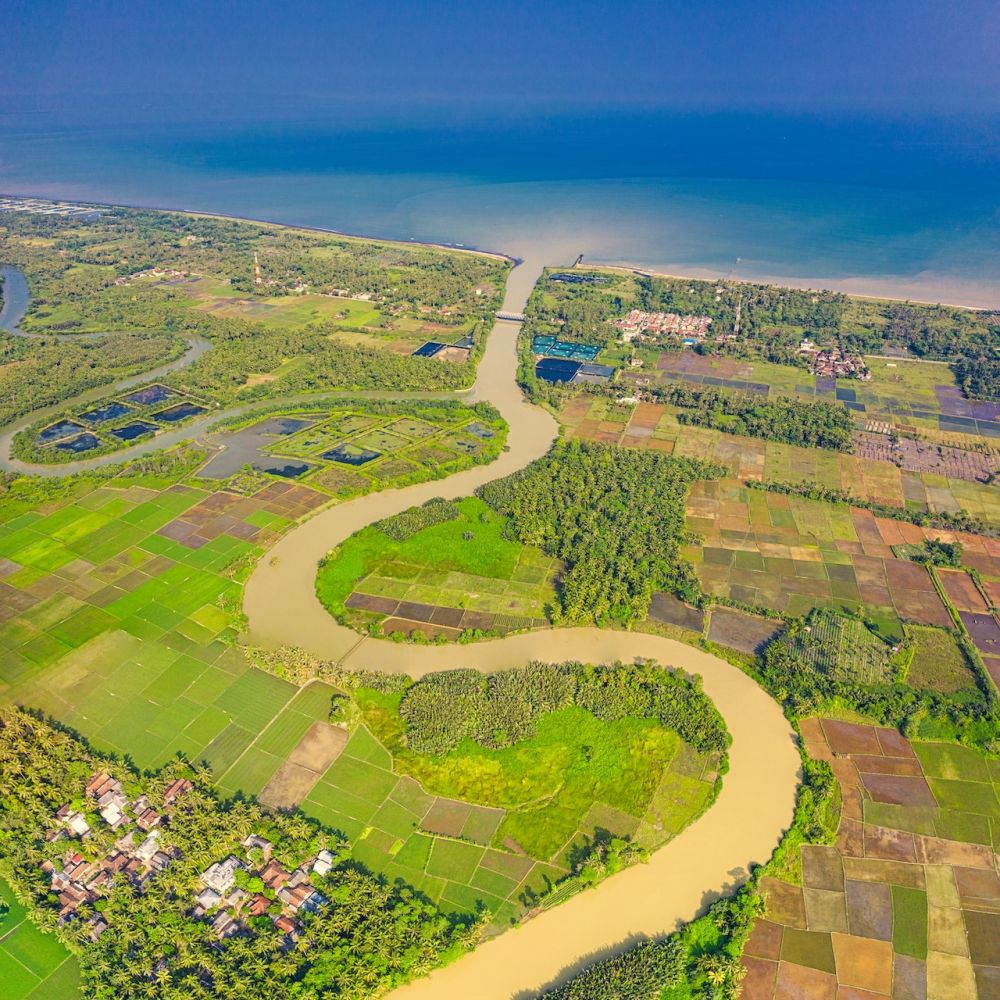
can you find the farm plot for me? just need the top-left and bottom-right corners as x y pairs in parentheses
(779, 611), (898, 685)
(0, 877), (79, 1000)
(318, 497), (560, 638)
(684, 479), (958, 631)
(0, 470), (332, 770)
(558, 394), (1000, 526)
(741, 718), (1000, 1000)
(905, 627), (979, 695)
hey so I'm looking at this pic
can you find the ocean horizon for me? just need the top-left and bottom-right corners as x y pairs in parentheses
(2, 109), (998, 307)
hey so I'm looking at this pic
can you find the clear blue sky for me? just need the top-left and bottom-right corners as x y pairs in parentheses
(4, 0), (1000, 119)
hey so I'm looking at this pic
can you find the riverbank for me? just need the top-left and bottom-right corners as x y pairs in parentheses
(244, 258), (800, 998)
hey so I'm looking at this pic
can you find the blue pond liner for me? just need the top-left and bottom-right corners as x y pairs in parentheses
(79, 401), (134, 424)
(56, 433), (100, 453)
(536, 358), (582, 383)
(413, 341), (446, 357)
(152, 402), (207, 423)
(123, 384), (176, 406)
(110, 421), (157, 441)
(38, 419), (85, 445)
(532, 335), (601, 362)
(321, 445), (381, 466)
(835, 387), (857, 402)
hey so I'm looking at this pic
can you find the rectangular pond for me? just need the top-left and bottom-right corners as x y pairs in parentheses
(254, 459), (314, 479)
(253, 416), (316, 436)
(532, 335), (601, 362)
(321, 444), (381, 466)
(152, 402), (207, 423)
(37, 419), (85, 445)
(110, 421), (157, 441)
(79, 401), (134, 424)
(123, 384), (177, 406)
(55, 432), (100, 453)
(536, 358), (582, 383)
(412, 341), (446, 357)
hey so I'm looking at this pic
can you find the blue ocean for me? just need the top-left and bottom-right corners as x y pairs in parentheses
(1, 110), (998, 305)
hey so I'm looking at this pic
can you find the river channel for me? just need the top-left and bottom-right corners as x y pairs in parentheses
(2, 255), (800, 999)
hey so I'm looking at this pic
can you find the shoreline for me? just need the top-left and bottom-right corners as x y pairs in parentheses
(4, 189), (995, 310)
(593, 261), (999, 312)
(0, 190), (519, 267)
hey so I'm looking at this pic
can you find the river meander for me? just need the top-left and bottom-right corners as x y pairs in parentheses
(242, 260), (801, 999)
(1, 255), (800, 999)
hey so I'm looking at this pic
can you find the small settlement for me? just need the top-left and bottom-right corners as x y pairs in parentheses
(42, 774), (191, 940)
(193, 837), (331, 942)
(615, 309), (713, 344)
(39, 771), (335, 947)
(798, 339), (872, 380)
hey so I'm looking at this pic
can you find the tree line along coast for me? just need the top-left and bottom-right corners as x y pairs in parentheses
(0, 198), (998, 1000)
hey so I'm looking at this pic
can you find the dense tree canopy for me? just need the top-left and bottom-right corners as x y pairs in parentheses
(478, 441), (722, 622)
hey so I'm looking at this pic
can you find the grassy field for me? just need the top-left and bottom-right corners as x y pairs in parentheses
(316, 497), (561, 635)
(906, 626), (980, 694)
(298, 686), (720, 928)
(0, 877), (79, 1000)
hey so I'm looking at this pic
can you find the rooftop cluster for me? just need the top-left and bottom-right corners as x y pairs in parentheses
(799, 340), (872, 380)
(41, 774), (193, 936)
(193, 835), (333, 943)
(616, 309), (713, 343)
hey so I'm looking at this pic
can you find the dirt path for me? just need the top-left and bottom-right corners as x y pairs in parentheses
(243, 259), (801, 998)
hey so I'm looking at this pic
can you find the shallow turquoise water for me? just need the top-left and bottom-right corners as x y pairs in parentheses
(1, 112), (997, 304)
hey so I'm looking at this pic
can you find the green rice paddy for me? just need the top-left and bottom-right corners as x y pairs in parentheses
(0, 458), (717, 931)
(316, 496), (561, 629)
(0, 877), (79, 1000)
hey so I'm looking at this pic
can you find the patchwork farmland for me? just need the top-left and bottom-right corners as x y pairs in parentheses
(682, 478), (1000, 633)
(559, 396), (1000, 523)
(742, 719), (1000, 1000)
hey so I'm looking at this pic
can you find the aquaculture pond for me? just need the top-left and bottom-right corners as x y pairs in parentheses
(37, 419), (85, 445)
(79, 401), (134, 424)
(122, 383), (176, 406)
(153, 402), (207, 423)
(55, 432), (100, 453)
(109, 421), (157, 441)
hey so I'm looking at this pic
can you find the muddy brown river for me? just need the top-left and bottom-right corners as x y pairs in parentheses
(243, 260), (801, 999)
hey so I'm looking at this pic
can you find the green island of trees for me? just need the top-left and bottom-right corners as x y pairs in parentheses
(477, 441), (723, 622)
